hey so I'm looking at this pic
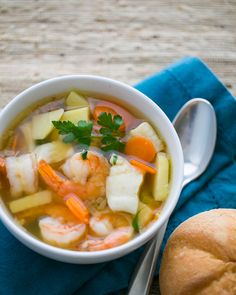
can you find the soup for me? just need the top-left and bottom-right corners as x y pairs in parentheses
(0, 91), (170, 251)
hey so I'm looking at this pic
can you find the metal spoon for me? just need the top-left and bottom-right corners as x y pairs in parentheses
(128, 98), (217, 295)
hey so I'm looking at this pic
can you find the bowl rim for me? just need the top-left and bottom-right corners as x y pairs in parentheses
(0, 75), (184, 262)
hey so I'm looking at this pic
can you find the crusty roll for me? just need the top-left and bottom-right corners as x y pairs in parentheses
(160, 209), (236, 295)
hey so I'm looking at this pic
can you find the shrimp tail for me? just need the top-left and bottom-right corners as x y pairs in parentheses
(81, 227), (133, 251)
(38, 161), (89, 223)
(64, 193), (89, 224)
(38, 160), (65, 197)
(38, 160), (87, 198)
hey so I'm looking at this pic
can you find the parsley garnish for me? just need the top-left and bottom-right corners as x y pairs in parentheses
(112, 154), (118, 165)
(81, 149), (88, 160)
(52, 111), (125, 152)
(52, 120), (93, 147)
(97, 112), (123, 131)
(97, 112), (125, 152)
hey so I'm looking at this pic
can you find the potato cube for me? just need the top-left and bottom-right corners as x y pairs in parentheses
(153, 152), (169, 201)
(138, 202), (154, 229)
(61, 107), (90, 124)
(66, 91), (88, 108)
(32, 109), (64, 140)
(9, 190), (52, 213)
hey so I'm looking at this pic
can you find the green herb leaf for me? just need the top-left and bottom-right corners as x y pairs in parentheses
(99, 127), (112, 136)
(63, 133), (76, 143)
(81, 150), (88, 160)
(101, 140), (125, 152)
(97, 112), (125, 152)
(113, 115), (123, 130)
(97, 112), (114, 130)
(112, 154), (118, 165)
(52, 121), (75, 135)
(52, 120), (93, 146)
(101, 135), (116, 145)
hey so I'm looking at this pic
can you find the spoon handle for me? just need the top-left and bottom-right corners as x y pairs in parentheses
(127, 181), (188, 295)
(127, 220), (168, 295)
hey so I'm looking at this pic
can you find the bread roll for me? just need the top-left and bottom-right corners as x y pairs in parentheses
(159, 209), (236, 295)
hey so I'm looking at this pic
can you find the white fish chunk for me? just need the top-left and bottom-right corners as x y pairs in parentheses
(106, 155), (144, 214)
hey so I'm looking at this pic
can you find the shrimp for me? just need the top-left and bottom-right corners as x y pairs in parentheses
(38, 151), (110, 200)
(38, 204), (87, 247)
(80, 227), (133, 251)
(78, 213), (133, 251)
(89, 215), (114, 237)
(39, 217), (86, 248)
(89, 213), (131, 237)
(5, 153), (38, 198)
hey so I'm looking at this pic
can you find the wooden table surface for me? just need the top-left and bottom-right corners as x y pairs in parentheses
(1, 0), (236, 294)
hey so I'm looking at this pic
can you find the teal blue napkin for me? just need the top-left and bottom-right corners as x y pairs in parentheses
(0, 57), (235, 295)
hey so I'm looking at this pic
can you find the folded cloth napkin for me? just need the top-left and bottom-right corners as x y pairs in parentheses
(0, 57), (235, 295)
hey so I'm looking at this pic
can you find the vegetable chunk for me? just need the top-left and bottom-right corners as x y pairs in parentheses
(130, 122), (164, 152)
(125, 136), (156, 162)
(9, 190), (52, 213)
(61, 107), (89, 124)
(153, 152), (169, 201)
(66, 91), (88, 108)
(138, 202), (154, 229)
(35, 141), (73, 164)
(32, 109), (64, 140)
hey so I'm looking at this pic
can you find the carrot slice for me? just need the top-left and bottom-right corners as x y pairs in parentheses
(93, 105), (125, 131)
(94, 106), (117, 120)
(125, 136), (156, 162)
(130, 159), (157, 174)
(64, 193), (89, 224)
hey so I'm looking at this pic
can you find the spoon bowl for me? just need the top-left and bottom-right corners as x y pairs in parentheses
(173, 98), (217, 187)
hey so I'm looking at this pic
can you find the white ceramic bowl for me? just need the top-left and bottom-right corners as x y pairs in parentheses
(0, 75), (183, 264)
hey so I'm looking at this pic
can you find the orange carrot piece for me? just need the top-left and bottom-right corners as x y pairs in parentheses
(130, 159), (157, 174)
(64, 194), (89, 224)
(93, 105), (125, 131)
(94, 106), (117, 120)
(125, 136), (156, 162)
